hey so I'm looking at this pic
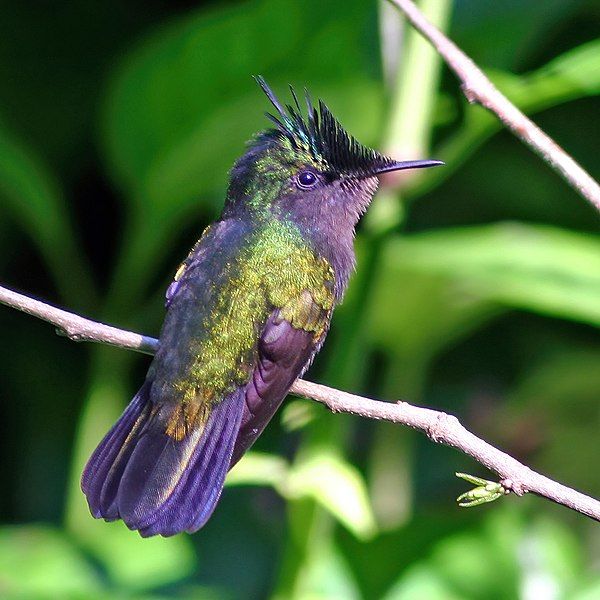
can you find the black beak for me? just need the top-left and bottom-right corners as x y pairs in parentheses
(370, 159), (444, 176)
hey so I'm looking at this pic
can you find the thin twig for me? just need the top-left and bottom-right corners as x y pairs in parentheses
(388, 0), (600, 212)
(0, 285), (157, 355)
(1, 283), (599, 522)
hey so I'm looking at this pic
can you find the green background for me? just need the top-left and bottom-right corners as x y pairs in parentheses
(0, 0), (599, 597)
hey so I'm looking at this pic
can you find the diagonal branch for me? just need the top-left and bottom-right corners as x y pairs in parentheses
(0, 285), (158, 354)
(2, 283), (599, 522)
(388, 0), (600, 212)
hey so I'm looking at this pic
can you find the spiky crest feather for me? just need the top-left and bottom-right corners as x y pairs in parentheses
(254, 76), (396, 176)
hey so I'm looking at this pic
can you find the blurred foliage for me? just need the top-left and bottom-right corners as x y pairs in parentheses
(0, 0), (599, 598)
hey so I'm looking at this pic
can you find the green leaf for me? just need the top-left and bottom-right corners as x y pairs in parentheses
(226, 451), (289, 490)
(383, 507), (588, 600)
(102, 0), (298, 197)
(366, 223), (600, 368)
(78, 521), (196, 592)
(364, 220), (600, 395)
(393, 223), (600, 326)
(277, 538), (362, 600)
(382, 564), (461, 600)
(364, 238), (499, 367)
(280, 399), (319, 432)
(102, 0), (381, 206)
(528, 518), (583, 593)
(508, 350), (600, 494)
(574, 581), (600, 600)
(0, 123), (95, 307)
(226, 450), (377, 541)
(383, 508), (522, 599)
(287, 450), (377, 540)
(531, 37), (600, 97)
(0, 525), (102, 597)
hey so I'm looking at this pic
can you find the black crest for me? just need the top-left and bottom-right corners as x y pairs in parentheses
(255, 76), (395, 176)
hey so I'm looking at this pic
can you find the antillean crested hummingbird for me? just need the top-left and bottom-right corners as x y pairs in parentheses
(82, 77), (443, 537)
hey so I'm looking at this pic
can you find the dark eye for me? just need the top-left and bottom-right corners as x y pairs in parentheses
(296, 170), (318, 189)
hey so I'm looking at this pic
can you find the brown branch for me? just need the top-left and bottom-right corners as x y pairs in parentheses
(388, 0), (600, 212)
(1, 283), (599, 522)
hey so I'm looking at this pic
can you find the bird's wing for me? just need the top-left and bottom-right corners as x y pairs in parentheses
(232, 290), (332, 465)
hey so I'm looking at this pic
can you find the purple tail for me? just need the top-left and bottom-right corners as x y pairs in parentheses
(81, 383), (245, 537)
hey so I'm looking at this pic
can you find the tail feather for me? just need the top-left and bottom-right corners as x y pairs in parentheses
(133, 395), (241, 537)
(81, 383), (245, 537)
(81, 382), (151, 519)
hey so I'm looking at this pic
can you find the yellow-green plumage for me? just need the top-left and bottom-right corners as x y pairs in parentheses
(168, 218), (334, 439)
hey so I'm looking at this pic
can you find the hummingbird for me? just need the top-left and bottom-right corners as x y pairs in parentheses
(81, 77), (442, 537)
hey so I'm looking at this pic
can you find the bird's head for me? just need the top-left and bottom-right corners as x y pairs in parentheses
(225, 77), (442, 228)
